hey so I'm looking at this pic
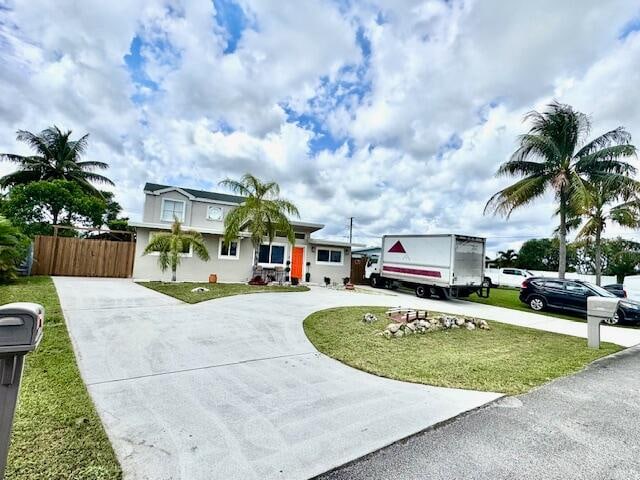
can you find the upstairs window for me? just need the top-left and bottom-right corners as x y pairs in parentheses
(161, 199), (185, 222)
(258, 244), (285, 264)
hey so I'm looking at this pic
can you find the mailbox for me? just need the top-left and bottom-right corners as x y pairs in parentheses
(0, 302), (44, 477)
(0, 303), (43, 354)
(586, 296), (619, 349)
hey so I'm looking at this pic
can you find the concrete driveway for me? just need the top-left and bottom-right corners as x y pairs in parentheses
(54, 278), (501, 480)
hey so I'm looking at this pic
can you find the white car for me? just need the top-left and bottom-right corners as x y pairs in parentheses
(484, 268), (534, 288)
(623, 275), (640, 302)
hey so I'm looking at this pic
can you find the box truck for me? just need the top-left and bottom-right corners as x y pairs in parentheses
(365, 234), (488, 299)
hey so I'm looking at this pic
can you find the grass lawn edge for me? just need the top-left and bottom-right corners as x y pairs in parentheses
(137, 281), (310, 304)
(303, 305), (622, 395)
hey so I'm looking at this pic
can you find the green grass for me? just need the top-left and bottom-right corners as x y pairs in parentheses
(465, 287), (586, 322)
(139, 281), (310, 304)
(0, 277), (121, 480)
(304, 306), (621, 395)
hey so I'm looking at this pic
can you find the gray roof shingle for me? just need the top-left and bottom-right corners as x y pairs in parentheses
(144, 182), (246, 204)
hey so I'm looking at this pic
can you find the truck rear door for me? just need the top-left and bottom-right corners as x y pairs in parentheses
(452, 237), (484, 286)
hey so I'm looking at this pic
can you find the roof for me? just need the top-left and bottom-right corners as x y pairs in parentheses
(144, 182), (246, 205)
(352, 246), (381, 254)
(309, 238), (365, 248)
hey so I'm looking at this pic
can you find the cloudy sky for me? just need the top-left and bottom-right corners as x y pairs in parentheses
(1, 0), (640, 255)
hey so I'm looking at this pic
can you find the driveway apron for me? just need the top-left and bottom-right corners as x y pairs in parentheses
(54, 277), (500, 480)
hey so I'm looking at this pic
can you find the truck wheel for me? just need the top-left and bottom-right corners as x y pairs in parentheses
(415, 285), (430, 298)
(370, 275), (382, 288)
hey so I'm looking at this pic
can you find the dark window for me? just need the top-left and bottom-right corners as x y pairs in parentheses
(566, 282), (588, 294)
(258, 245), (270, 263)
(271, 245), (285, 264)
(317, 249), (330, 262)
(330, 250), (342, 263)
(221, 241), (238, 257)
(503, 269), (516, 275)
(295, 232), (306, 240)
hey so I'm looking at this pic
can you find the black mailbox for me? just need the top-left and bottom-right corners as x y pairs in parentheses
(0, 302), (44, 477)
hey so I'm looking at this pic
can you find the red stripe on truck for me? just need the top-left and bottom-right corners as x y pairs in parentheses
(383, 266), (442, 278)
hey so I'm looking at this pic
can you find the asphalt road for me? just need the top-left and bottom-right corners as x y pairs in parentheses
(317, 344), (640, 480)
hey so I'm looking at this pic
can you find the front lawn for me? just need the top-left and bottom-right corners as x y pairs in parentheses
(1, 277), (121, 480)
(304, 306), (621, 395)
(139, 281), (310, 304)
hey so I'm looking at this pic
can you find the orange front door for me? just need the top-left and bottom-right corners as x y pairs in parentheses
(291, 247), (304, 280)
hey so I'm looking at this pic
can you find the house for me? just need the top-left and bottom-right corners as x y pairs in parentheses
(130, 183), (357, 283)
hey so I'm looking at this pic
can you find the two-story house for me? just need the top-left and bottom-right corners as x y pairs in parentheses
(130, 183), (357, 283)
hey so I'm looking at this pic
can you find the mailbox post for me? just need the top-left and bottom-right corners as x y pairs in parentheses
(0, 302), (44, 477)
(586, 296), (619, 349)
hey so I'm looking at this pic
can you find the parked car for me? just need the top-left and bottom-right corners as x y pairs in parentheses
(603, 284), (626, 298)
(519, 277), (640, 325)
(484, 267), (534, 288)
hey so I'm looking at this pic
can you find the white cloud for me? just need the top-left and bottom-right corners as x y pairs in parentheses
(1, 0), (640, 257)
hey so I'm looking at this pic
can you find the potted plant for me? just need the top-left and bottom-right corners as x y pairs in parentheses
(285, 260), (291, 282)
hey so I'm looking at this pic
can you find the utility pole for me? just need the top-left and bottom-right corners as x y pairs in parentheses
(349, 217), (353, 245)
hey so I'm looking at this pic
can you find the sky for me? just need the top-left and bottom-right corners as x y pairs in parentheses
(1, 0), (640, 256)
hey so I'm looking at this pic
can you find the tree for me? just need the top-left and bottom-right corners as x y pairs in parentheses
(143, 219), (209, 282)
(0, 126), (113, 195)
(0, 215), (29, 283)
(1, 180), (108, 236)
(219, 174), (300, 269)
(496, 249), (518, 267)
(573, 177), (640, 284)
(485, 101), (636, 279)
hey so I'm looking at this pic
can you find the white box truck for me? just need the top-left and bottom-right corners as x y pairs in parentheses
(365, 234), (488, 299)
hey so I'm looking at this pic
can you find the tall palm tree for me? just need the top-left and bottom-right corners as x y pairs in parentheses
(574, 177), (640, 285)
(0, 126), (114, 195)
(485, 101), (636, 278)
(219, 174), (300, 269)
(497, 249), (518, 268)
(143, 219), (210, 282)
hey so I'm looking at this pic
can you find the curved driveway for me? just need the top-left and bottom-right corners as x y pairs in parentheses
(53, 278), (639, 479)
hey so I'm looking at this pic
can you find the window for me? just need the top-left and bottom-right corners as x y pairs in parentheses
(543, 280), (565, 290)
(316, 248), (343, 265)
(161, 199), (185, 222)
(566, 282), (588, 295)
(294, 232), (306, 240)
(258, 244), (285, 264)
(148, 232), (191, 256)
(219, 239), (239, 259)
(207, 206), (223, 221)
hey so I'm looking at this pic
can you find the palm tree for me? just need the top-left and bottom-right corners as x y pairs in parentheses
(574, 177), (640, 285)
(0, 126), (114, 195)
(497, 249), (518, 268)
(219, 174), (300, 270)
(485, 101), (636, 279)
(143, 219), (210, 282)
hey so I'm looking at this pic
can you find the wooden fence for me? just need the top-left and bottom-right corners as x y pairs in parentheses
(350, 257), (368, 285)
(32, 235), (136, 278)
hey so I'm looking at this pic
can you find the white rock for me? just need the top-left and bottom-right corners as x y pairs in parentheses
(394, 330), (404, 338)
(466, 322), (476, 330)
(455, 317), (465, 326)
(190, 287), (210, 293)
(387, 323), (402, 333)
(406, 322), (417, 331)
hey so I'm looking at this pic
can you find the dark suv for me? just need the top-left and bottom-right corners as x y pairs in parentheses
(519, 277), (640, 325)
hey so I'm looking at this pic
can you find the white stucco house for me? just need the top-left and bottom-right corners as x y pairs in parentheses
(130, 183), (358, 283)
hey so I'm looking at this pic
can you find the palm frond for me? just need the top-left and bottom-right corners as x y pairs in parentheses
(574, 127), (632, 158)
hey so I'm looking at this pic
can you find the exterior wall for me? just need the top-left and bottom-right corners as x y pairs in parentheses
(133, 227), (353, 284)
(306, 245), (352, 285)
(133, 228), (254, 282)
